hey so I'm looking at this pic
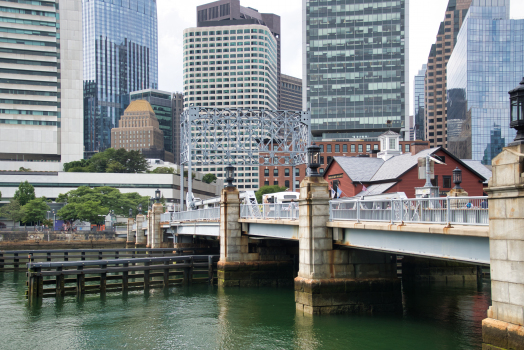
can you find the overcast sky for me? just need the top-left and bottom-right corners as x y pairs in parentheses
(157, 0), (524, 114)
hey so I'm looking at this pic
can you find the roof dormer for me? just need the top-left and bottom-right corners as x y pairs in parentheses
(377, 130), (401, 160)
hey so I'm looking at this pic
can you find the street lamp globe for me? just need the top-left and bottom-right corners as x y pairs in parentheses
(155, 188), (161, 203)
(307, 142), (322, 177)
(509, 77), (524, 145)
(225, 164), (235, 187)
(452, 167), (463, 190)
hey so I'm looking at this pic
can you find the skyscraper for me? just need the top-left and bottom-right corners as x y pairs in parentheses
(0, 0), (83, 171)
(304, 0), (409, 140)
(414, 64), (426, 141)
(280, 74), (302, 111)
(83, 0), (158, 157)
(423, 0), (472, 148)
(447, 0), (522, 164)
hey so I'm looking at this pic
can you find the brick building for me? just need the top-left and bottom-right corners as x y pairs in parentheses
(258, 137), (429, 191)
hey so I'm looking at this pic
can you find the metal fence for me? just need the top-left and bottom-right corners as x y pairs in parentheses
(161, 208), (220, 222)
(240, 203), (299, 221)
(329, 196), (489, 226)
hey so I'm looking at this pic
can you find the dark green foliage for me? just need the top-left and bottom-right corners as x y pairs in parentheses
(202, 173), (217, 184)
(63, 148), (149, 173)
(0, 200), (24, 223)
(149, 166), (176, 174)
(13, 181), (36, 206)
(255, 185), (288, 204)
(22, 197), (50, 224)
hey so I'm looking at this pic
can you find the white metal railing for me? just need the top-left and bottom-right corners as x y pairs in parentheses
(132, 223), (137, 230)
(329, 196), (489, 226)
(164, 208), (220, 222)
(240, 203), (299, 221)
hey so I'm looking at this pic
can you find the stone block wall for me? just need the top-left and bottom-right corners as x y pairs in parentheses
(402, 256), (479, 283)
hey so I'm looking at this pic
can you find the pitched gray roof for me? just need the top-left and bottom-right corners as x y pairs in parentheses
(380, 130), (400, 136)
(461, 159), (492, 183)
(333, 156), (384, 182)
(370, 147), (439, 181)
(356, 182), (396, 196)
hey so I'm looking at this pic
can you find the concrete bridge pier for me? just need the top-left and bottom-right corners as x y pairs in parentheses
(482, 145), (524, 349)
(126, 217), (135, 248)
(135, 214), (146, 248)
(294, 176), (401, 315)
(218, 186), (293, 287)
(150, 203), (165, 248)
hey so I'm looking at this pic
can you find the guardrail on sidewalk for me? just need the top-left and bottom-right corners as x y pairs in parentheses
(160, 208), (220, 223)
(240, 203), (298, 220)
(329, 196), (488, 226)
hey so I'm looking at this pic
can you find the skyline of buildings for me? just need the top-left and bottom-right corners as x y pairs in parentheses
(303, 0), (409, 141)
(83, 0), (159, 157)
(413, 64), (426, 141)
(423, 0), (472, 149)
(279, 74), (302, 111)
(0, 0), (83, 171)
(447, 0), (521, 164)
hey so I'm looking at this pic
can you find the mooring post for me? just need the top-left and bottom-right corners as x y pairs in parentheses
(14, 253), (19, 269)
(0, 251), (4, 272)
(182, 258), (189, 285)
(208, 255), (213, 284)
(143, 261), (150, 290)
(188, 256), (193, 285)
(76, 265), (85, 296)
(46, 252), (51, 262)
(81, 252), (85, 261)
(100, 264), (107, 293)
(64, 252), (68, 262)
(122, 262), (129, 291)
(98, 251), (103, 260)
(28, 252), (34, 264)
(163, 261), (169, 287)
(55, 266), (64, 297)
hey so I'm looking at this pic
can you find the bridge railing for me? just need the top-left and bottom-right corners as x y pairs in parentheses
(329, 196), (489, 226)
(162, 208), (220, 222)
(240, 203), (299, 220)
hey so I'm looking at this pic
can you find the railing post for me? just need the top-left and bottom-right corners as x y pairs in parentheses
(390, 199), (393, 224)
(0, 251), (3, 272)
(122, 262), (129, 291)
(56, 266), (64, 297)
(163, 260), (170, 287)
(356, 200), (361, 223)
(76, 265), (85, 296)
(81, 252), (85, 261)
(446, 197), (451, 225)
(143, 261), (150, 290)
(64, 252), (68, 262)
(400, 199), (404, 223)
(14, 253), (19, 269)
(46, 252), (51, 262)
(100, 264), (107, 293)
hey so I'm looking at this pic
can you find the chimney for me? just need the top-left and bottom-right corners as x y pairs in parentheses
(411, 142), (430, 155)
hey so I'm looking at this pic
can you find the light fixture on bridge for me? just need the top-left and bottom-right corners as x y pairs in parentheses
(307, 142), (322, 177)
(149, 197), (154, 211)
(509, 77), (524, 145)
(225, 164), (235, 187)
(155, 188), (161, 203)
(452, 167), (462, 190)
(129, 208), (133, 218)
(138, 203), (142, 215)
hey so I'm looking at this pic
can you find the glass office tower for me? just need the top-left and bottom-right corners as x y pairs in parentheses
(83, 0), (158, 157)
(303, 0), (409, 140)
(414, 64), (426, 140)
(447, 0), (523, 164)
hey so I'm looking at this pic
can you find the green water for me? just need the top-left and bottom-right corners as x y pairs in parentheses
(0, 272), (490, 350)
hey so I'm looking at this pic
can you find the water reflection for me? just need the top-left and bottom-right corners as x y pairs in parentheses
(0, 273), (491, 350)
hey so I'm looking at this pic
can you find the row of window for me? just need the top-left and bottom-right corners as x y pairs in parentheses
(0, 109), (57, 116)
(186, 29), (269, 36)
(0, 118), (58, 126)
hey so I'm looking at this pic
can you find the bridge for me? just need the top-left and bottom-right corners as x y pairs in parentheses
(123, 144), (523, 350)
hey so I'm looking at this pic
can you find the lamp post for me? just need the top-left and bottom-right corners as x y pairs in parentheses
(155, 188), (161, 203)
(129, 208), (133, 218)
(307, 142), (322, 177)
(52, 209), (55, 231)
(509, 77), (524, 146)
(225, 164), (235, 187)
(452, 167), (463, 190)
(138, 203), (142, 215)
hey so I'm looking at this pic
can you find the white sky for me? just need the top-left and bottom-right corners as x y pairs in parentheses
(157, 0), (524, 115)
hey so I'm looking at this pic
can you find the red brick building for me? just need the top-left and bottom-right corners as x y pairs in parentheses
(258, 139), (429, 190)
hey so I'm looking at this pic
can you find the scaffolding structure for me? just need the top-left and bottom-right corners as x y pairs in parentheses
(180, 107), (310, 208)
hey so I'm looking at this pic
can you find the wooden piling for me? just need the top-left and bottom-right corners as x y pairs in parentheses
(208, 255), (214, 284)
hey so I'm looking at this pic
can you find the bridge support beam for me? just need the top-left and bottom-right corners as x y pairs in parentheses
(126, 218), (135, 248)
(135, 214), (146, 248)
(482, 145), (524, 349)
(218, 187), (293, 287)
(295, 176), (401, 315)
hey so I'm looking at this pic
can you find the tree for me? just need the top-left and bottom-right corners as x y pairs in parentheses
(18, 167), (31, 172)
(62, 148), (149, 173)
(149, 166), (176, 174)
(14, 181), (36, 206)
(183, 170), (196, 179)
(255, 185), (288, 204)
(0, 200), (24, 224)
(22, 197), (50, 225)
(202, 173), (217, 184)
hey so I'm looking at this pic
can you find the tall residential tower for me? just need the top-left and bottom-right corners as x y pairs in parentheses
(414, 64), (426, 141)
(0, 0), (83, 171)
(83, 0), (158, 157)
(304, 0), (409, 140)
(423, 0), (472, 148)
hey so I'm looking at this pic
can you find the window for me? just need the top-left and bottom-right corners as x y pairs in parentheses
(273, 180), (279, 185)
(285, 180), (290, 188)
(389, 138), (396, 150)
(320, 168), (324, 175)
(358, 144), (363, 152)
(320, 145), (324, 152)
(405, 144), (410, 152)
(295, 168), (300, 176)
(431, 175), (439, 187)
(351, 144), (355, 152)
(327, 156), (332, 164)
(443, 176), (452, 189)
(273, 168), (278, 176)
(264, 168), (269, 176)
(374, 144), (379, 150)
(320, 156), (324, 164)
(264, 180), (269, 186)
(285, 168), (290, 177)
(343, 145), (347, 153)
(327, 145), (332, 152)
(335, 145), (340, 152)
(366, 144), (371, 152)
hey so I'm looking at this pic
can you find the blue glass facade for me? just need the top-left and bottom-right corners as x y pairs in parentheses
(414, 64), (426, 140)
(447, 0), (522, 164)
(304, 0), (408, 140)
(83, 0), (158, 156)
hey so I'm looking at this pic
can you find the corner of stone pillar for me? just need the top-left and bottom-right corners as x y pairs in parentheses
(151, 203), (164, 249)
(135, 214), (146, 248)
(126, 217), (135, 248)
(482, 144), (524, 349)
